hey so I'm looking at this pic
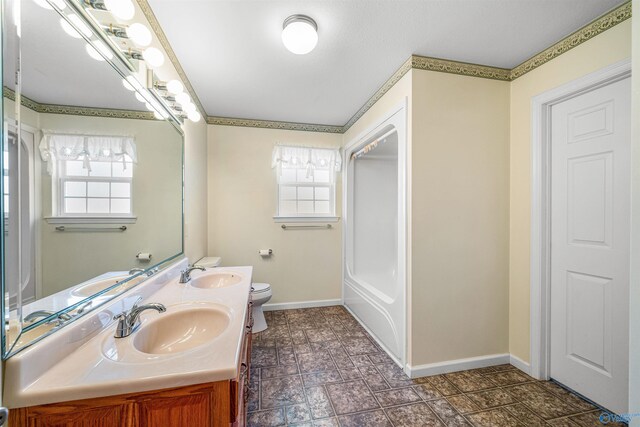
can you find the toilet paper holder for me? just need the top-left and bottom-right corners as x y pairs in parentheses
(258, 249), (273, 256)
(136, 252), (152, 261)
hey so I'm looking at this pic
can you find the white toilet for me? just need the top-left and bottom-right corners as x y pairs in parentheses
(196, 256), (272, 332)
(251, 283), (272, 332)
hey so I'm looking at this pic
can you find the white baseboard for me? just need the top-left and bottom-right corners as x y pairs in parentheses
(406, 353), (511, 379)
(509, 354), (531, 375)
(263, 299), (342, 311)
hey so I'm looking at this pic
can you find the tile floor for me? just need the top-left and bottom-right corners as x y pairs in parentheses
(248, 306), (621, 427)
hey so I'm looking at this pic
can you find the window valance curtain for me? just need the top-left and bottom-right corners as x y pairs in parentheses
(39, 133), (137, 175)
(271, 145), (342, 182)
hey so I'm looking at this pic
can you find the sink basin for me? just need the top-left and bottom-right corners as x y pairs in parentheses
(189, 273), (243, 289)
(133, 306), (231, 355)
(72, 275), (141, 297)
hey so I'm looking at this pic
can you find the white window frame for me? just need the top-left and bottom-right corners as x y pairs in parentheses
(274, 180), (339, 222)
(46, 158), (137, 224)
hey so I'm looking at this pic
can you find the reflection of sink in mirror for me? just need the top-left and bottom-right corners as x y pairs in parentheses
(189, 273), (243, 289)
(2, 0), (185, 357)
(71, 275), (142, 298)
(7, 321), (57, 351)
(133, 305), (231, 355)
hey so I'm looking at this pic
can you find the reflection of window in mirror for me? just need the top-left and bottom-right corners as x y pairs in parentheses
(39, 133), (138, 219)
(56, 157), (133, 216)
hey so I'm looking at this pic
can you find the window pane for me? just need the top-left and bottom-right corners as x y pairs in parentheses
(296, 169), (313, 183)
(111, 198), (131, 214)
(280, 185), (296, 200)
(87, 198), (109, 213)
(88, 182), (109, 197)
(280, 200), (296, 215)
(65, 161), (88, 177)
(65, 198), (86, 213)
(315, 187), (330, 200)
(111, 182), (131, 198)
(298, 201), (314, 214)
(314, 170), (330, 183)
(298, 186), (313, 200)
(112, 162), (133, 178)
(64, 181), (86, 197)
(280, 169), (296, 183)
(316, 201), (330, 214)
(89, 162), (111, 177)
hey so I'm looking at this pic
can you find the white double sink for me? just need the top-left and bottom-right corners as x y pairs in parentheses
(4, 261), (253, 408)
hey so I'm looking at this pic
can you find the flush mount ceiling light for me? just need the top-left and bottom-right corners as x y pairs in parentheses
(281, 14), (318, 55)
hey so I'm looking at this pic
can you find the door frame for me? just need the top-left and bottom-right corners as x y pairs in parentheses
(529, 58), (631, 380)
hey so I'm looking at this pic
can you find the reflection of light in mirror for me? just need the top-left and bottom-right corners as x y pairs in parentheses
(85, 41), (113, 62)
(85, 44), (104, 61)
(183, 102), (196, 114)
(188, 110), (202, 122)
(125, 75), (143, 91)
(166, 80), (183, 95)
(60, 15), (92, 39)
(134, 91), (146, 103)
(122, 78), (134, 91)
(153, 111), (163, 120)
(33, 0), (66, 10)
(142, 47), (164, 68)
(104, 0), (135, 20)
(144, 102), (154, 111)
(126, 23), (151, 47)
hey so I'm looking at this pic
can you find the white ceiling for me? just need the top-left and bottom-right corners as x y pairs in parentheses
(147, 0), (626, 126)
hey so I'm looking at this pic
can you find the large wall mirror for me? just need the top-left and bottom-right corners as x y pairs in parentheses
(2, 0), (184, 357)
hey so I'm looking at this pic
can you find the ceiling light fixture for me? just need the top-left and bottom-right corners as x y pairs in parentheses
(125, 23), (151, 46)
(187, 110), (201, 123)
(103, 0), (135, 20)
(281, 14), (318, 55)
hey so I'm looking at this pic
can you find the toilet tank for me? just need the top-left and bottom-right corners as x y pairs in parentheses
(194, 257), (222, 268)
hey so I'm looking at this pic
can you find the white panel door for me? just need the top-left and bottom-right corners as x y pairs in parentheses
(550, 77), (630, 414)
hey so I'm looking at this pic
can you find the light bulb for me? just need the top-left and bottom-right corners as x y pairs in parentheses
(183, 102), (196, 113)
(142, 47), (164, 68)
(282, 15), (318, 55)
(103, 0), (134, 20)
(85, 44), (104, 61)
(175, 92), (190, 106)
(134, 92), (146, 103)
(187, 110), (201, 122)
(166, 79), (183, 95)
(126, 23), (151, 46)
(34, 0), (66, 10)
(61, 15), (91, 39)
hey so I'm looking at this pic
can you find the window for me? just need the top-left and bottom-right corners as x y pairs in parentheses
(58, 157), (133, 216)
(272, 145), (341, 220)
(39, 133), (137, 219)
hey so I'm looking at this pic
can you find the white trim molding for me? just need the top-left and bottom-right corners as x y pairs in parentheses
(529, 58), (631, 380)
(263, 299), (342, 312)
(509, 354), (532, 376)
(406, 354), (511, 378)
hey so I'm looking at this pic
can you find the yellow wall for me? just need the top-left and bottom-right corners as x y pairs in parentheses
(411, 70), (510, 365)
(207, 125), (343, 305)
(183, 119), (209, 262)
(508, 20), (632, 362)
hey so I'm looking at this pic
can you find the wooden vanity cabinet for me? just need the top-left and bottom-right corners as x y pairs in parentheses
(9, 300), (253, 427)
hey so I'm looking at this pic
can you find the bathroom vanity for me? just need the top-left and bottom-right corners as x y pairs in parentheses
(5, 263), (254, 427)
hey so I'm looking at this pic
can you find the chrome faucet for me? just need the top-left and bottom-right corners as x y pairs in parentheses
(113, 297), (166, 338)
(24, 310), (72, 325)
(179, 265), (206, 283)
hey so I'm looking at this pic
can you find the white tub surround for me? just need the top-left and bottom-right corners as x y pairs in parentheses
(4, 259), (253, 408)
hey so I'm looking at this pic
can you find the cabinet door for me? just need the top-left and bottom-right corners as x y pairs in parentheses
(137, 394), (212, 427)
(19, 404), (134, 427)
